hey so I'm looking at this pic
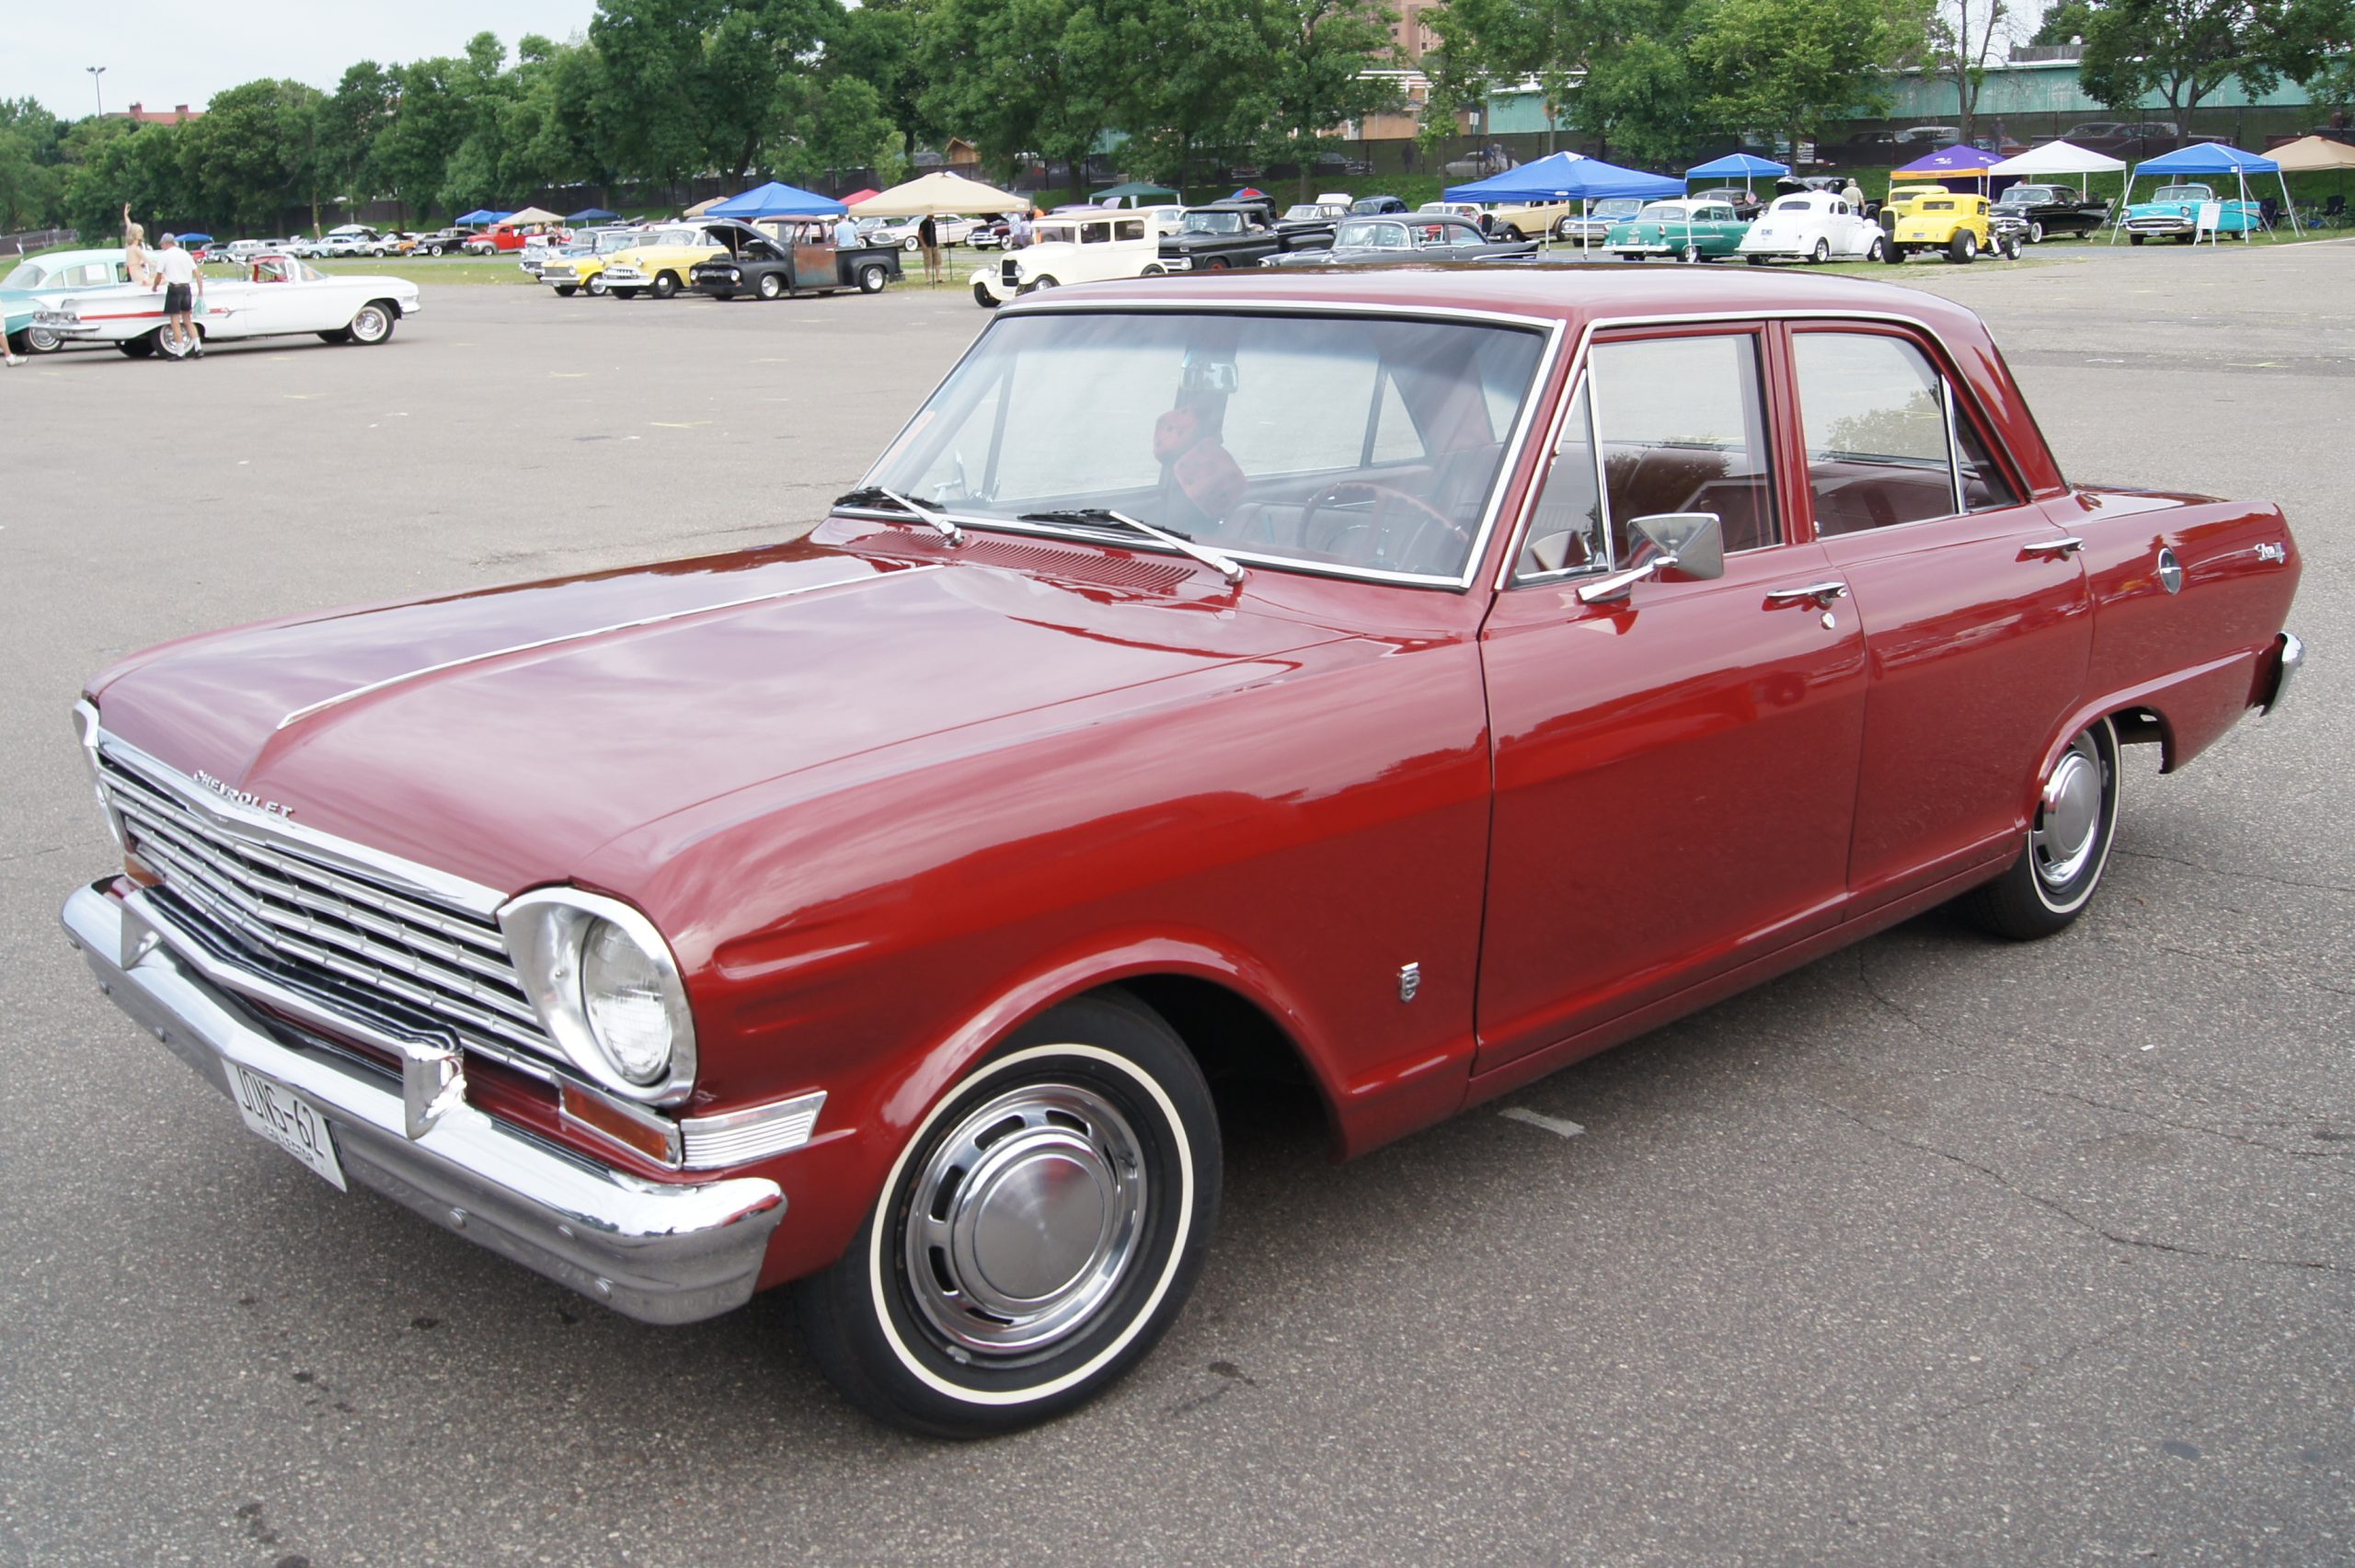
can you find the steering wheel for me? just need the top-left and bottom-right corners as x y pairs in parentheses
(1299, 481), (1474, 572)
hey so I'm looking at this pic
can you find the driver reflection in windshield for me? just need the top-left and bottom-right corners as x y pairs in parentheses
(1151, 346), (1247, 534)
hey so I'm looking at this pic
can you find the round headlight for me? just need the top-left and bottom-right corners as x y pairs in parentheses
(580, 916), (672, 1083)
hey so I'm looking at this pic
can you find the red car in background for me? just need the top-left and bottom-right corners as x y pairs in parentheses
(62, 269), (2302, 1437)
(462, 224), (561, 255)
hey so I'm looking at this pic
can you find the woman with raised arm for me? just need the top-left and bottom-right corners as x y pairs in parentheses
(123, 202), (154, 286)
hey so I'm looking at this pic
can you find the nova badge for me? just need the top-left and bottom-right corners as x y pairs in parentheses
(192, 770), (294, 818)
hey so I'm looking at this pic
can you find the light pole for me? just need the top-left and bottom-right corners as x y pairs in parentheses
(86, 65), (106, 116)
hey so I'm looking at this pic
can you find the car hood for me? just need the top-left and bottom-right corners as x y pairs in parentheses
(89, 533), (1350, 895)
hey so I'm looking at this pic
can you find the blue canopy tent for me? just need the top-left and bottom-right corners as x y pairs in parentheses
(1448, 151), (1684, 251)
(707, 181), (846, 220)
(1686, 153), (1787, 185)
(2113, 142), (2296, 240)
(566, 207), (621, 223)
(175, 233), (213, 245)
(454, 209), (511, 225)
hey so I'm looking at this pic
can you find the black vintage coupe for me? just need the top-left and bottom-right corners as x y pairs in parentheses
(1993, 184), (2113, 242)
(1257, 213), (1539, 268)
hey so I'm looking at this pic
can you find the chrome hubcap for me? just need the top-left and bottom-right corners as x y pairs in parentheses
(2032, 736), (2104, 887)
(903, 1082), (1144, 1358)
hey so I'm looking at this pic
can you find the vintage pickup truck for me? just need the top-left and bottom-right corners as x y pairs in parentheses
(689, 219), (902, 299)
(1156, 200), (1292, 271)
(62, 269), (2301, 1438)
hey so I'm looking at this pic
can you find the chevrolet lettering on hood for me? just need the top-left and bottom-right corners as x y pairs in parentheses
(191, 770), (293, 818)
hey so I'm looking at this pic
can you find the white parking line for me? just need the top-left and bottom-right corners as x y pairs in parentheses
(1499, 1107), (1585, 1139)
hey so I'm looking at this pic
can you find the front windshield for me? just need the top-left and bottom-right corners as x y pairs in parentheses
(1334, 220), (1409, 248)
(1180, 212), (1245, 235)
(2, 261), (46, 290)
(1593, 199), (1644, 219)
(1281, 205), (1327, 221)
(1636, 204), (1692, 222)
(862, 311), (1548, 580)
(2154, 186), (2212, 202)
(2002, 186), (2056, 204)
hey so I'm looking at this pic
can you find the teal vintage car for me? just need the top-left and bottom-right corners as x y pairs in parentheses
(2121, 183), (2261, 244)
(1605, 199), (1750, 262)
(3, 249), (139, 355)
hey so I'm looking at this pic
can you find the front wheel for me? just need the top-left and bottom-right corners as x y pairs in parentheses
(1961, 717), (2120, 939)
(649, 272), (679, 300)
(1745, 254), (1767, 266)
(585, 274), (609, 296)
(347, 302), (396, 345)
(796, 992), (1221, 1437)
(1867, 235), (1889, 263)
(756, 271), (785, 301)
(858, 262), (888, 293)
(1204, 257), (1230, 271)
(1500, 225), (1524, 241)
(1811, 237), (1831, 263)
(2028, 220), (2044, 244)
(553, 284), (579, 297)
(2129, 234), (2146, 246)
(972, 279), (1000, 308)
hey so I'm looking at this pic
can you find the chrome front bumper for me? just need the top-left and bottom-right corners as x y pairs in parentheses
(60, 880), (786, 1325)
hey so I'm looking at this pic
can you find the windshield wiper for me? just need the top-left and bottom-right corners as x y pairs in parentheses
(834, 486), (963, 545)
(1017, 509), (1246, 585)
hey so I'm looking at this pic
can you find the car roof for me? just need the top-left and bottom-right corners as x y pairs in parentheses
(1006, 267), (1998, 342)
(9, 248), (125, 270)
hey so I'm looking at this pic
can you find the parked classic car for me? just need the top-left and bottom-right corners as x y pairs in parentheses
(1689, 185), (1766, 220)
(1876, 183), (1952, 234)
(1991, 184), (2111, 242)
(600, 224), (733, 299)
(1606, 198), (1752, 261)
(1555, 196), (1648, 244)
(971, 209), (1164, 306)
(536, 228), (647, 296)
(2123, 183), (2262, 243)
(868, 213), (982, 250)
(690, 219), (902, 300)
(1157, 200), (1288, 270)
(1258, 213), (1537, 266)
(410, 228), (469, 256)
(34, 254), (419, 356)
(58, 268), (2301, 1439)
(1, 249), (137, 354)
(1887, 191), (1995, 263)
(1274, 199), (1351, 246)
(323, 223), (397, 257)
(1738, 190), (1889, 264)
(1349, 195), (1411, 215)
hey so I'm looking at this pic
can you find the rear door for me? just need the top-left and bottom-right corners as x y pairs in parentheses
(1786, 324), (2092, 909)
(1476, 325), (1869, 1072)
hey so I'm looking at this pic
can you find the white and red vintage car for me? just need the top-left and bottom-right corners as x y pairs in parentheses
(33, 253), (422, 358)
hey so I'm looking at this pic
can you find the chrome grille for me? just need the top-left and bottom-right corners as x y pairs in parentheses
(98, 754), (556, 1061)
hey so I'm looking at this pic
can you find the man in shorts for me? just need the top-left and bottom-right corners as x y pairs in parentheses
(153, 233), (203, 358)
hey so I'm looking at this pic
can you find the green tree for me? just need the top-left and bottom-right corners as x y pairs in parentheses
(1926, 0), (2019, 140)
(179, 79), (325, 233)
(1111, 0), (1275, 189)
(2032, 0), (2096, 42)
(1694, 0), (1927, 163)
(1258, 0), (1404, 195)
(375, 57), (471, 223)
(1426, 0), (1708, 166)
(0, 99), (68, 231)
(317, 62), (397, 208)
(918, 0), (1126, 193)
(591, 0), (719, 190)
(833, 0), (934, 166)
(2077, 0), (2292, 126)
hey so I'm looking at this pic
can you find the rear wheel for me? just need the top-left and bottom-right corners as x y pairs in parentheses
(1961, 717), (2120, 939)
(650, 272), (679, 300)
(1811, 237), (1831, 263)
(756, 271), (785, 301)
(611, 287), (641, 299)
(1947, 230), (1978, 264)
(1141, 263), (1166, 276)
(116, 337), (155, 358)
(858, 263), (888, 293)
(1681, 243), (1701, 264)
(1882, 243), (1906, 264)
(20, 324), (62, 354)
(795, 992), (1221, 1438)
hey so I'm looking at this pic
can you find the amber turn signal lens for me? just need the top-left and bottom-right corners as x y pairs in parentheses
(558, 1083), (678, 1165)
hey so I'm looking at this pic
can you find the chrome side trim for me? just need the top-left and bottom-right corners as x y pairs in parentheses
(61, 881), (784, 1326)
(680, 1090), (828, 1170)
(852, 299), (1567, 594)
(276, 565), (929, 730)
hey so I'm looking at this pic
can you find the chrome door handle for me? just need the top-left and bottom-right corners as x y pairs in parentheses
(2020, 536), (2085, 559)
(1763, 581), (1850, 609)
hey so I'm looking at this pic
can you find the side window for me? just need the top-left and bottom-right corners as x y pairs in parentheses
(1588, 333), (1781, 556)
(1115, 218), (1144, 241)
(1516, 384), (1602, 577)
(1792, 331), (2019, 532)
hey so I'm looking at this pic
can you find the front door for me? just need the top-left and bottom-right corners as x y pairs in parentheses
(1786, 325), (2093, 907)
(1476, 326), (1869, 1073)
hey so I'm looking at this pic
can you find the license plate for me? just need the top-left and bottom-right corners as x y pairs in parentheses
(230, 1064), (347, 1191)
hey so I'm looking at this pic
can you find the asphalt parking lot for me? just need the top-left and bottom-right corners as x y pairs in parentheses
(3, 242), (2349, 1567)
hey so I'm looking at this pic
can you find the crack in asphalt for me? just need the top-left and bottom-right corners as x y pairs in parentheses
(1905, 1323), (2138, 1433)
(1800, 1092), (2354, 1276)
(2114, 847), (2355, 898)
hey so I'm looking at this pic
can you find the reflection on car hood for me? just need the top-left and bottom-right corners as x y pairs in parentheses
(89, 532), (1349, 893)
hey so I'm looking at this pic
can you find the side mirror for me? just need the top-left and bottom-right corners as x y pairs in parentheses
(1576, 513), (1726, 604)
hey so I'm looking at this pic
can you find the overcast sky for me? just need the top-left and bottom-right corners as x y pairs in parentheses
(11, 2), (601, 120)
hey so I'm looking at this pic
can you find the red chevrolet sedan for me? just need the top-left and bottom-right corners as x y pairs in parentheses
(62, 269), (2303, 1436)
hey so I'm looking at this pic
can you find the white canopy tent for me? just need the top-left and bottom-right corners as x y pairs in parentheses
(503, 206), (565, 227)
(847, 171), (1029, 218)
(1988, 140), (2127, 196)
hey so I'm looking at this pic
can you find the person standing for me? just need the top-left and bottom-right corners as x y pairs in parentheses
(122, 203), (155, 286)
(153, 233), (203, 358)
(1841, 177), (1867, 210)
(833, 212), (861, 250)
(917, 212), (940, 284)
